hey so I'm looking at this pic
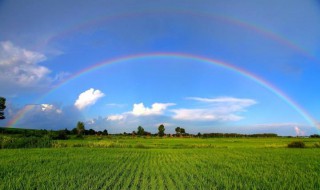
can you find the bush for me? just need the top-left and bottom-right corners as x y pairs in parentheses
(135, 143), (146, 148)
(288, 141), (305, 148)
(314, 142), (320, 148)
(310, 134), (320, 138)
(75, 134), (84, 139)
(0, 135), (52, 149)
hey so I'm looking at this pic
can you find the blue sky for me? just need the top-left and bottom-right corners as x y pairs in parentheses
(0, 0), (320, 135)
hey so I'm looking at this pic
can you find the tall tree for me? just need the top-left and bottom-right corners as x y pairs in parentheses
(76, 121), (85, 135)
(102, 129), (108, 135)
(158, 124), (165, 137)
(180, 128), (186, 134)
(175, 127), (181, 135)
(137, 126), (145, 136)
(0, 97), (6, 120)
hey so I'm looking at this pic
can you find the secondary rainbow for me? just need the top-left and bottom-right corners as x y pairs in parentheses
(7, 52), (319, 132)
(33, 9), (317, 63)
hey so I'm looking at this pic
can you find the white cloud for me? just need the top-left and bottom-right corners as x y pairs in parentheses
(187, 97), (256, 106)
(0, 41), (50, 86)
(106, 103), (126, 108)
(171, 108), (243, 121)
(107, 114), (125, 121)
(74, 88), (105, 110)
(104, 102), (175, 123)
(172, 97), (256, 121)
(41, 104), (62, 114)
(132, 103), (175, 116)
(254, 122), (303, 128)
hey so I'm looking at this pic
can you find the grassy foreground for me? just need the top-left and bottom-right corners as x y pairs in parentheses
(1, 138), (320, 189)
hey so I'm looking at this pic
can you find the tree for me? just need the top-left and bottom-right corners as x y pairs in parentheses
(180, 128), (186, 134)
(76, 121), (85, 135)
(175, 127), (181, 136)
(137, 126), (145, 136)
(0, 97), (6, 120)
(158, 124), (165, 137)
(88, 128), (96, 135)
(56, 130), (69, 140)
(64, 128), (71, 135)
(71, 128), (78, 135)
(102, 129), (108, 135)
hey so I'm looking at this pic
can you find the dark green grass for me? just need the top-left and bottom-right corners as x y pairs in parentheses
(1, 138), (320, 189)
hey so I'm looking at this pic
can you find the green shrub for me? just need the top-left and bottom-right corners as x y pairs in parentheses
(135, 143), (146, 148)
(314, 142), (320, 148)
(287, 141), (305, 148)
(0, 135), (52, 149)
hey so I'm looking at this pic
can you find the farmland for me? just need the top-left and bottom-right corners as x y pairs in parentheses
(1, 137), (320, 189)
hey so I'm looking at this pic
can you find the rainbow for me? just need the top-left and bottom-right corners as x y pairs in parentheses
(7, 105), (37, 127)
(33, 10), (317, 63)
(7, 52), (319, 132)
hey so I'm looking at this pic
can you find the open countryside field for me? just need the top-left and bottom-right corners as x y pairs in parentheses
(1, 137), (320, 189)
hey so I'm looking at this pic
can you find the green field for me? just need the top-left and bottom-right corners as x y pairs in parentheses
(1, 137), (320, 189)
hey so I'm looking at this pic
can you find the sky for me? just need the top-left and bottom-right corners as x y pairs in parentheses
(0, 0), (320, 135)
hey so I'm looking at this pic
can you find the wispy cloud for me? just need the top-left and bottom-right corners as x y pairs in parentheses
(107, 114), (125, 121)
(172, 97), (256, 121)
(253, 122), (304, 128)
(74, 88), (105, 110)
(171, 108), (243, 121)
(106, 103), (126, 108)
(187, 97), (256, 106)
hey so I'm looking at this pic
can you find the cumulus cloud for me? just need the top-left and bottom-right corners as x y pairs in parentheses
(105, 102), (175, 121)
(132, 103), (175, 116)
(0, 41), (50, 86)
(101, 102), (175, 130)
(172, 97), (256, 121)
(41, 104), (62, 114)
(74, 88), (105, 110)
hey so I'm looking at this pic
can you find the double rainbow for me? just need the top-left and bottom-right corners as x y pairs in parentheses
(7, 53), (319, 132)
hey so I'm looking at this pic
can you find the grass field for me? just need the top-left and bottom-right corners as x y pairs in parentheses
(1, 137), (320, 189)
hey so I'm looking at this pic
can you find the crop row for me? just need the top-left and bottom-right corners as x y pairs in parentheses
(1, 147), (320, 189)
